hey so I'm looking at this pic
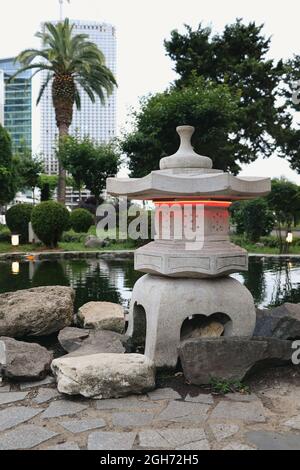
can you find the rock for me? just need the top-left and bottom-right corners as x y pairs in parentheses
(51, 353), (155, 399)
(254, 303), (300, 340)
(182, 321), (224, 340)
(84, 235), (106, 249)
(0, 286), (74, 337)
(0, 337), (53, 381)
(58, 328), (126, 356)
(58, 327), (90, 352)
(78, 301), (125, 333)
(179, 337), (293, 385)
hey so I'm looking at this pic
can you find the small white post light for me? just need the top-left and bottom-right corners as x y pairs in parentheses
(11, 234), (20, 247)
(11, 261), (20, 275)
(286, 231), (293, 244)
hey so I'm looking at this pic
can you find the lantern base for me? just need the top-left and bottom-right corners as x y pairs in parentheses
(127, 274), (256, 368)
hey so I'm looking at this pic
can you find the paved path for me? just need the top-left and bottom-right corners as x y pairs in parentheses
(1, 372), (300, 450)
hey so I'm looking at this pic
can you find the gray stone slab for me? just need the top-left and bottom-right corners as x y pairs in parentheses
(20, 376), (55, 389)
(0, 424), (57, 450)
(210, 423), (240, 441)
(47, 442), (80, 450)
(147, 388), (181, 400)
(33, 388), (60, 404)
(96, 396), (159, 411)
(112, 412), (154, 427)
(185, 393), (214, 405)
(156, 401), (210, 423)
(176, 440), (210, 450)
(0, 391), (28, 405)
(88, 431), (137, 450)
(246, 431), (300, 450)
(283, 415), (300, 430)
(139, 428), (207, 449)
(0, 385), (10, 392)
(223, 442), (256, 450)
(61, 419), (106, 434)
(0, 406), (42, 432)
(225, 393), (258, 402)
(41, 400), (88, 419)
(210, 400), (266, 423)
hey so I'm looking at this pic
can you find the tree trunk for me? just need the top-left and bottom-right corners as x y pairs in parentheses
(57, 123), (69, 205)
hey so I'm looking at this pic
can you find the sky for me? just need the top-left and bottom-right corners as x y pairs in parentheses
(0, 0), (300, 182)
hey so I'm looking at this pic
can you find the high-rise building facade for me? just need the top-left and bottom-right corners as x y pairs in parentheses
(40, 20), (117, 175)
(0, 71), (4, 126)
(0, 58), (32, 152)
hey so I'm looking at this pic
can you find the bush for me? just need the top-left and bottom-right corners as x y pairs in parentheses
(6, 204), (33, 243)
(61, 230), (86, 243)
(70, 208), (94, 233)
(0, 225), (11, 242)
(31, 201), (70, 248)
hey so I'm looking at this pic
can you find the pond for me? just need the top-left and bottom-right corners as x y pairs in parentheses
(0, 256), (300, 311)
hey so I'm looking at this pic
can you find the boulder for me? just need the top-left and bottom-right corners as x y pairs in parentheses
(179, 337), (294, 385)
(51, 353), (155, 398)
(254, 303), (300, 340)
(0, 337), (53, 381)
(84, 236), (106, 249)
(0, 286), (74, 338)
(58, 327), (126, 355)
(78, 301), (125, 333)
(181, 321), (224, 340)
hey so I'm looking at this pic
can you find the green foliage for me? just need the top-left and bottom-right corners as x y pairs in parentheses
(231, 199), (275, 242)
(122, 77), (240, 176)
(37, 174), (58, 201)
(6, 204), (33, 243)
(210, 378), (250, 395)
(70, 208), (94, 233)
(58, 136), (121, 201)
(0, 125), (16, 205)
(31, 201), (70, 248)
(267, 178), (300, 226)
(164, 20), (290, 163)
(0, 225), (11, 242)
(61, 230), (87, 243)
(16, 155), (43, 192)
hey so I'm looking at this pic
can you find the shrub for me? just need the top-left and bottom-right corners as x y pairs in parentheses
(0, 225), (11, 242)
(31, 201), (70, 248)
(6, 204), (33, 243)
(70, 208), (94, 233)
(61, 230), (86, 243)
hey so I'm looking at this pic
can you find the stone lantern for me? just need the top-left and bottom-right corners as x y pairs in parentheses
(107, 126), (270, 368)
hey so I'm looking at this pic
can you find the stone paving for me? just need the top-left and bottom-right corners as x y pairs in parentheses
(1, 376), (300, 450)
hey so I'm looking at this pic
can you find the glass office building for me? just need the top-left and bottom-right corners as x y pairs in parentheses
(0, 57), (32, 153)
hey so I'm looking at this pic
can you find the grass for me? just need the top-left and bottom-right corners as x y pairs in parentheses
(210, 378), (250, 395)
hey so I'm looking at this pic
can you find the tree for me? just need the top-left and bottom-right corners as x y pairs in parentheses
(10, 18), (117, 204)
(37, 174), (59, 202)
(164, 20), (291, 164)
(58, 135), (120, 203)
(230, 199), (275, 243)
(122, 77), (240, 177)
(0, 125), (16, 205)
(16, 155), (44, 204)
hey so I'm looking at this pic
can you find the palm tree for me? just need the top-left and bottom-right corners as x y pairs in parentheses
(10, 18), (117, 204)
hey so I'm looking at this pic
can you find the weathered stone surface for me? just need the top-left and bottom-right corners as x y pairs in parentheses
(20, 375), (55, 389)
(61, 419), (106, 434)
(0, 337), (52, 381)
(283, 415), (300, 430)
(0, 425), (57, 450)
(58, 327), (90, 352)
(246, 430), (300, 450)
(148, 388), (181, 400)
(47, 442), (80, 450)
(181, 321), (224, 340)
(225, 393), (258, 402)
(179, 337), (293, 384)
(0, 406), (42, 432)
(254, 303), (300, 339)
(222, 442), (256, 450)
(0, 391), (28, 405)
(0, 384), (10, 392)
(66, 330), (126, 357)
(84, 235), (106, 249)
(156, 400), (210, 423)
(41, 400), (88, 419)
(52, 353), (155, 399)
(210, 400), (266, 423)
(78, 301), (125, 333)
(185, 393), (214, 405)
(112, 412), (154, 427)
(0, 286), (74, 337)
(139, 428), (207, 449)
(33, 388), (60, 404)
(210, 423), (240, 441)
(96, 396), (159, 410)
(88, 431), (137, 450)
(176, 440), (210, 450)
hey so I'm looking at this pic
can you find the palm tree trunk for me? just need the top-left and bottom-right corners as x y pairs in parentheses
(57, 123), (69, 204)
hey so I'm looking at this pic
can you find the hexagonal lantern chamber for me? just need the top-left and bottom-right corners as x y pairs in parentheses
(106, 126), (271, 368)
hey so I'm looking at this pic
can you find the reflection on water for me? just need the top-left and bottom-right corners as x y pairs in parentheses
(0, 256), (300, 310)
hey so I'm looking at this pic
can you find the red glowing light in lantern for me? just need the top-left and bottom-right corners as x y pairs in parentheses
(154, 200), (232, 208)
